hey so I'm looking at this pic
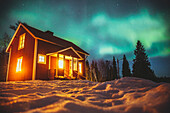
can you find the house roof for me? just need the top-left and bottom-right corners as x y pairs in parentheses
(22, 23), (89, 55)
(6, 23), (89, 55)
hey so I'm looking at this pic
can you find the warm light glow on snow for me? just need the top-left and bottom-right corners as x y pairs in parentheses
(16, 57), (23, 72)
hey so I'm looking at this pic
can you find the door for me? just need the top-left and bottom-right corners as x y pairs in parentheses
(65, 59), (69, 77)
(49, 56), (56, 79)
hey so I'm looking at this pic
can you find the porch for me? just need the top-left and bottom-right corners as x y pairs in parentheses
(46, 47), (85, 80)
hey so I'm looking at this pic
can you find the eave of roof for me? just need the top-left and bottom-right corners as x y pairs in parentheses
(46, 47), (83, 60)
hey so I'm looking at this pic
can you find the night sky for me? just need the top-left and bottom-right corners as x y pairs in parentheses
(0, 0), (170, 77)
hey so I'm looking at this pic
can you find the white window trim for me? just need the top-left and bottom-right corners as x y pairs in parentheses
(38, 54), (46, 64)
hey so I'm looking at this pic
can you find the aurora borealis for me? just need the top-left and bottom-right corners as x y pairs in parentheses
(0, 0), (170, 76)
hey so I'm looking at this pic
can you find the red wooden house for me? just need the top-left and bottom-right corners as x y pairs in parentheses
(6, 23), (89, 81)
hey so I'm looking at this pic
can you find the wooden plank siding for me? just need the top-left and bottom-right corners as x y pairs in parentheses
(36, 40), (63, 80)
(7, 26), (35, 81)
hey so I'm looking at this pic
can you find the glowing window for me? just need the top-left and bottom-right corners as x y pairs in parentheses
(16, 57), (23, 72)
(18, 33), (25, 50)
(79, 62), (82, 73)
(38, 54), (46, 64)
(59, 54), (64, 69)
(74, 58), (77, 71)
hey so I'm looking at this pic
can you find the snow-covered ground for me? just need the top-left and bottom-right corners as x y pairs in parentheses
(0, 77), (170, 113)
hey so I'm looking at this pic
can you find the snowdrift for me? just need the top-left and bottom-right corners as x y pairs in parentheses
(0, 77), (170, 113)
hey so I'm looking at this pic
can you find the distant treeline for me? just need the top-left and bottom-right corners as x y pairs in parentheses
(0, 33), (10, 81)
(85, 40), (170, 83)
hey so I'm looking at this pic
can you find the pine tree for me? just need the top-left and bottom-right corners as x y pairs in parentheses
(93, 61), (99, 82)
(85, 60), (90, 80)
(110, 65), (114, 80)
(105, 60), (110, 81)
(113, 56), (117, 79)
(132, 40), (156, 80)
(122, 54), (131, 77)
(90, 60), (95, 81)
(0, 33), (10, 81)
(9, 21), (27, 31)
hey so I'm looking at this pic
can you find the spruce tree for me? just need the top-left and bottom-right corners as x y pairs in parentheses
(113, 56), (117, 79)
(85, 60), (90, 80)
(94, 61), (99, 82)
(122, 54), (131, 77)
(132, 40), (156, 80)
(105, 60), (110, 81)
(90, 60), (95, 81)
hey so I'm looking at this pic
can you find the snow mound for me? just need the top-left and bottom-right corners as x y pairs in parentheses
(0, 77), (170, 113)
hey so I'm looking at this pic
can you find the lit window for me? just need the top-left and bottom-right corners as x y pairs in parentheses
(74, 58), (77, 71)
(16, 57), (23, 72)
(38, 54), (46, 64)
(18, 33), (26, 50)
(79, 62), (82, 73)
(59, 54), (64, 69)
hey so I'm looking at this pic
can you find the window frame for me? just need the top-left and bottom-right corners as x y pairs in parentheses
(38, 54), (46, 64)
(18, 33), (26, 50)
(16, 56), (23, 72)
(79, 62), (82, 74)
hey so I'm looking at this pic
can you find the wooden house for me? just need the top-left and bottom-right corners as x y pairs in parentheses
(6, 23), (89, 81)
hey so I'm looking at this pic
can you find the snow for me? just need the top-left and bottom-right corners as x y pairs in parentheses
(0, 77), (170, 113)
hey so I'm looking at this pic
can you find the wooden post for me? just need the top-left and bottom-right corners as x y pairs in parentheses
(56, 53), (59, 78)
(49, 56), (51, 69)
(77, 60), (79, 79)
(32, 39), (38, 80)
(63, 55), (65, 77)
(71, 57), (74, 78)
(6, 48), (11, 81)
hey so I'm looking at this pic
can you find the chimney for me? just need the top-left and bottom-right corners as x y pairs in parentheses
(45, 30), (54, 36)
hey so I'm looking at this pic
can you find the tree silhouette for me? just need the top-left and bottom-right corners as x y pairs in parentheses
(132, 40), (156, 80)
(9, 21), (27, 31)
(85, 60), (90, 80)
(94, 61), (100, 81)
(122, 54), (131, 77)
(0, 33), (10, 81)
(0, 33), (10, 52)
(113, 56), (117, 79)
(90, 60), (96, 81)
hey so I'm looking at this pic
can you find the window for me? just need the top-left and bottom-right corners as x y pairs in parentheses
(38, 54), (46, 64)
(16, 57), (23, 72)
(59, 54), (64, 69)
(74, 58), (77, 71)
(18, 33), (26, 50)
(79, 62), (82, 73)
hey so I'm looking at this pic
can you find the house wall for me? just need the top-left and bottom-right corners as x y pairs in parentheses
(36, 40), (62, 80)
(7, 26), (35, 81)
(36, 40), (87, 80)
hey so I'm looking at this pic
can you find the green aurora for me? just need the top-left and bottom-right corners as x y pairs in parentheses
(7, 8), (169, 59)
